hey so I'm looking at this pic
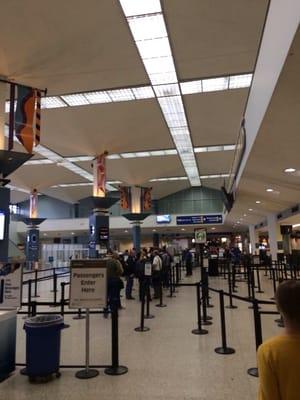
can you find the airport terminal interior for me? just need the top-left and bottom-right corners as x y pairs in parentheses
(0, 1), (300, 399)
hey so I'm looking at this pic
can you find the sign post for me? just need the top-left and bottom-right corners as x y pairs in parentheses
(69, 259), (107, 379)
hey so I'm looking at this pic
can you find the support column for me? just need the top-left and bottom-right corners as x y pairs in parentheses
(267, 214), (278, 262)
(249, 225), (257, 255)
(132, 223), (141, 252)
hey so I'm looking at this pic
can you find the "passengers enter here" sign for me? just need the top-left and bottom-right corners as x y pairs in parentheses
(69, 260), (107, 309)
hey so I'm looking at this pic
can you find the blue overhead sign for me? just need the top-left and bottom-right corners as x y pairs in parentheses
(176, 214), (223, 225)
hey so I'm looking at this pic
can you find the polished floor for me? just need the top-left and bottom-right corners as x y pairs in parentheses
(1, 267), (281, 400)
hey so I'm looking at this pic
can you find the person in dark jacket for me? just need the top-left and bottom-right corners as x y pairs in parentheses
(123, 250), (136, 300)
(185, 248), (193, 276)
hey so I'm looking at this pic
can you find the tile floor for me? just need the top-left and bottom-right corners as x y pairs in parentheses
(0, 268), (281, 400)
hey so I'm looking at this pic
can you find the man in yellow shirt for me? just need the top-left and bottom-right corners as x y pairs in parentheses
(257, 280), (300, 400)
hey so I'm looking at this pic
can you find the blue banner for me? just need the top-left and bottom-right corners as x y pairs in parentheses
(176, 214), (223, 225)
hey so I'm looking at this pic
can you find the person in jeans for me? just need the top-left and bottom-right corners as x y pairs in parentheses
(257, 280), (300, 400)
(152, 250), (162, 299)
(104, 251), (124, 317)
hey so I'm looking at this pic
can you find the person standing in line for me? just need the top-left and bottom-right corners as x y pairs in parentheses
(152, 250), (162, 299)
(105, 251), (124, 315)
(135, 250), (147, 301)
(185, 248), (193, 276)
(257, 280), (300, 400)
(162, 246), (172, 288)
(124, 250), (136, 300)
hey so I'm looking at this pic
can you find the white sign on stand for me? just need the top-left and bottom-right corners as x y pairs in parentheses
(0, 262), (22, 309)
(70, 260), (107, 309)
(144, 262), (152, 277)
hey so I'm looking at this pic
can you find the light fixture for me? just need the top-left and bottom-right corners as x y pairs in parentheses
(284, 168), (296, 173)
(266, 188), (274, 192)
(152, 229), (156, 232)
(181, 228), (185, 231)
(125, 230), (128, 233)
(211, 227), (216, 230)
(255, 201), (261, 204)
(71, 232), (75, 235)
(243, 214), (247, 217)
(248, 208), (253, 211)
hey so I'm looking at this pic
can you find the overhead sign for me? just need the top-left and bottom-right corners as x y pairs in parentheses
(69, 259), (107, 309)
(0, 261), (23, 309)
(176, 214), (223, 225)
(194, 228), (207, 243)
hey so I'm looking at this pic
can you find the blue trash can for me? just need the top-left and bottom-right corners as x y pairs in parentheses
(24, 315), (64, 378)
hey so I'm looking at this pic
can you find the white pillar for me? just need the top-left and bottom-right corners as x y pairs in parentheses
(0, 81), (6, 150)
(249, 225), (256, 255)
(267, 214), (278, 262)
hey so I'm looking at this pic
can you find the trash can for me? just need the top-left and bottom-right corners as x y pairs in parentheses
(24, 315), (65, 378)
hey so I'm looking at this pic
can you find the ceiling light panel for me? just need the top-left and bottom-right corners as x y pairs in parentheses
(132, 86), (155, 99)
(84, 91), (112, 104)
(107, 154), (122, 160)
(202, 77), (229, 92)
(41, 97), (67, 109)
(119, 0), (161, 17)
(153, 83), (180, 97)
(180, 80), (202, 95)
(24, 159), (54, 165)
(107, 88), (135, 101)
(61, 94), (89, 106)
(119, 1), (201, 186)
(229, 74), (252, 89)
(66, 156), (94, 162)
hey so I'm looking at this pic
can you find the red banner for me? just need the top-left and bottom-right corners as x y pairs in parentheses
(93, 152), (107, 197)
(142, 187), (152, 211)
(119, 186), (131, 209)
(29, 189), (38, 218)
(15, 85), (36, 153)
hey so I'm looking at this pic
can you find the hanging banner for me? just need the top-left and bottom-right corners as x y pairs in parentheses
(8, 83), (15, 151)
(119, 186), (131, 209)
(15, 85), (36, 153)
(141, 187), (152, 211)
(93, 152), (107, 198)
(35, 90), (41, 146)
(0, 261), (23, 309)
(29, 188), (38, 218)
(131, 186), (141, 213)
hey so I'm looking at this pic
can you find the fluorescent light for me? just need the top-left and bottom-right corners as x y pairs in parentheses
(7, 184), (30, 193)
(248, 208), (253, 211)
(229, 74), (252, 89)
(256, 201), (261, 204)
(84, 91), (112, 104)
(121, 152), (137, 158)
(284, 168), (296, 173)
(202, 77), (229, 92)
(292, 224), (300, 228)
(153, 83), (180, 97)
(149, 150), (165, 156)
(135, 151), (151, 157)
(119, 0), (161, 17)
(136, 37), (171, 59)
(107, 154), (121, 160)
(266, 188), (274, 192)
(108, 88), (135, 102)
(149, 176), (188, 182)
(61, 94), (89, 106)
(132, 86), (155, 99)
(224, 144), (236, 151)
(66, 156), (94, 162)
(180, 80), (202, 95)
(127, 14), (167, 40)
(164, 149), (177, 155)
(41, 97), (67, 109)
(24, 159), (54, 165)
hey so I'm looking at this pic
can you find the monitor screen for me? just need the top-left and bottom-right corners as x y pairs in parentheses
(156, 215), (171, 224)
(0, 211), (5, 241)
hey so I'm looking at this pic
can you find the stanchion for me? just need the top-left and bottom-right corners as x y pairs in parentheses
(270, 268), (277, 300)
(32, 269), (40, 298)
(76, 309), (99, 379)
(192, 283), (208, 335)
(232, 265), (238, 292)
(201, 267), (213, 319)
(105, 305), (128, 375)
(256, 267), (264, 294)
(175, 263), (179, 284)
(144, 281), (155, 319)
(226, 267), (237, 309)
(247, 300), (262, 377)
(135, 285), (150, 332)
(167, 267), (176, 298)
(26, 279), (32, 318)
(60, 282), (66, 316)
(215, 290), (235, 355)
(53, 273), (57, 303)
(201, 285), (212, 326)
(51, 268), (56, 292)
(73, 308), (85, 320)
(156, 279), (167, 308)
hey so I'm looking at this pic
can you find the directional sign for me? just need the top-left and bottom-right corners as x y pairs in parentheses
(176, 214), (223, 225)
(0, 262), (23, 309)
(70, 259), (107, 309)
(194, 228), (207, 243)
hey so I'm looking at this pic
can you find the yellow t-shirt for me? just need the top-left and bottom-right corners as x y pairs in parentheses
(257, 334), (300, 400)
